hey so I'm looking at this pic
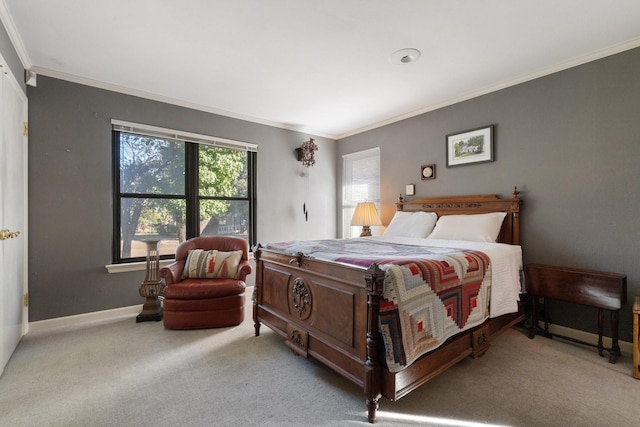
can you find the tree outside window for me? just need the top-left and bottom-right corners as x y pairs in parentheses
(114, 131), (254, 262)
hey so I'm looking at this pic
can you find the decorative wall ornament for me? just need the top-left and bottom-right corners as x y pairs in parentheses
(296, 138), (317, 221)
(421, 164), (436, 180)
(296, 138), (318, 167)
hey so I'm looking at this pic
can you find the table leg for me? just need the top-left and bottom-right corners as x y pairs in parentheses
(529, 296), (537, 339)
(634, 306), (639, 379)
(609, 310), (620, 364)
(597, 308), (604, 357)
(543, 298), (551, 338)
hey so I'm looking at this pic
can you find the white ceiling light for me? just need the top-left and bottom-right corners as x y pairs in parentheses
(390, 48), (421, 65)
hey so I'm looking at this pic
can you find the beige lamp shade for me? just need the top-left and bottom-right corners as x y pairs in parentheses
(351, 202), (382, 237)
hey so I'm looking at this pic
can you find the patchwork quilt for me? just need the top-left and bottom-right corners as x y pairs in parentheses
(265, 238), (502, 372)
(377, 254), (490, 371)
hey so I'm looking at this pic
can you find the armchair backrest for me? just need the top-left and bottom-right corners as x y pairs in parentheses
(160, 236), (251, 286)
(175, 236), (250, 262)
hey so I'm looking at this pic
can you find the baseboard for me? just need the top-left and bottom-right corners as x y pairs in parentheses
(546, 324), (633, 356)
(28, 304), (143, 333)
(28, 307), (633, 356)
(28, 287), (255, 333)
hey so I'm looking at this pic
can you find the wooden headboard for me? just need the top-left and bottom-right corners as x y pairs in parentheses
(396, 187), (522, 245)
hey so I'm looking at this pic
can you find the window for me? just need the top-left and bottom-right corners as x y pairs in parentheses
(342, 148), (380, 238)
(112, 121), (257, 263)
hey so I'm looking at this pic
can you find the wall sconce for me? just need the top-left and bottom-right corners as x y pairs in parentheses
(295, 138), (318, 167)
(351, 202), (382, 237)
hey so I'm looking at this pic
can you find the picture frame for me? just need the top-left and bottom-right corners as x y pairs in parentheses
(405, 184), (415, 196)
(420, 164), (436, 180)
(446, 125), (494, 167)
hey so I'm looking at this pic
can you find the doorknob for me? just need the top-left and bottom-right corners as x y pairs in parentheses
(0, 229), (20, 240)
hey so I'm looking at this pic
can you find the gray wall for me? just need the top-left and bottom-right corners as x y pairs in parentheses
(27, 76), (336, 321)
(0, 19), (25, 94)
(16, 16), (640, 342)
(338, 47), (640, 342)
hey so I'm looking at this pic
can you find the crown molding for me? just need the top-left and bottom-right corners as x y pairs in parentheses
(336, 36), (640, 140)
(0, 0), (32, 69)
(31, 66), (337, 140)
(6, 1), (640, 143)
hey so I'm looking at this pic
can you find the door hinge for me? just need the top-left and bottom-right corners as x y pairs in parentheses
(23, 292), (29, 307)
(23, 122), (28, 136)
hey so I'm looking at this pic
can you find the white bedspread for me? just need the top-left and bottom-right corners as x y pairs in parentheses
(368, 236), (522, 317)
(267, 236), (523, 318)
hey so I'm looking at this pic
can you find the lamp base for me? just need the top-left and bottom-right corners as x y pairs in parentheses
(360, 226), (372, 237)
(136, 298), (163, 322)
(136, 279), (165, 323)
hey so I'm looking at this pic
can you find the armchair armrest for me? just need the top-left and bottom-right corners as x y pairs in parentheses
(160, 260), (185, 286)
(237, 259), (252, 282)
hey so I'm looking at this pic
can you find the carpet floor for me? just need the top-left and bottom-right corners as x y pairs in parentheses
(1, 298), (639, 426)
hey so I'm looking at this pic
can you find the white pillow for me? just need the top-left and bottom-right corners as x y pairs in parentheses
(384, 211), (438, 238)
(427, 212), (507, 242)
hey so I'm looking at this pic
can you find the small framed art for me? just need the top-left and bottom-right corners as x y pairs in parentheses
(421, 164), (436, 180)
(446, 125), (494, 167)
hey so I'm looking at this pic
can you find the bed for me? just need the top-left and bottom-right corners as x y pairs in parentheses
(252, 188), (524, 423)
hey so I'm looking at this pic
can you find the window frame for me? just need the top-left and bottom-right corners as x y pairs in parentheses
(112, 124), (257, 264)
(342, 147), (381, 238)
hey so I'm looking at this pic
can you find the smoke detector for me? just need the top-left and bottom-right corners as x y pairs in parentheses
(390, 48), (421, 65)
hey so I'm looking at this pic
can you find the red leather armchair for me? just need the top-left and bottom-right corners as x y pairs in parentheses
(160, 236), (252, 329)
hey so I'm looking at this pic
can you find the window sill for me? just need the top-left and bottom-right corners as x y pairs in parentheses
(105, 259), (175, 274)
(105, 252), (254, 274)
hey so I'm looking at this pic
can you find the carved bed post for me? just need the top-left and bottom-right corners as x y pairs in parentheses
(364, 263), (386, 423)
(396, 194), (405, 211)
(253, 244), (263, 337)
(510, 186), (522, 245)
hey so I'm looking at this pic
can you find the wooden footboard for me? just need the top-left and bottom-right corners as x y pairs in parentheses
(253, 189), (523, 423)
(253, 249), (376, 387)
(380, 307), (525, 401)
(253, 247), (525, 423)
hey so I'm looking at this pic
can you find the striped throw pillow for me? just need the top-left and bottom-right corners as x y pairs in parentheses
(181, 249), (243, 279)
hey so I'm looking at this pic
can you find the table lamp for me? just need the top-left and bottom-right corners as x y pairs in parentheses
(351, 202), (382, 237)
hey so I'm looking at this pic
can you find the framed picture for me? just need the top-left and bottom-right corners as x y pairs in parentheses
(421, 164), (435, 180)
(405, 184), (415, 196)
(446, 125), (494, 167)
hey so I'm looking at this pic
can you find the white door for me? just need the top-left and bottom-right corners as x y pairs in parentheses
(0, 63), (28, 376)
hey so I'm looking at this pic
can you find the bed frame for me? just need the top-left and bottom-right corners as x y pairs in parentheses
(253, 188), (524, 423)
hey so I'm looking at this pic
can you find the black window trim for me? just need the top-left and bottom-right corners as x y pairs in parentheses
(112, 127), (257, 264)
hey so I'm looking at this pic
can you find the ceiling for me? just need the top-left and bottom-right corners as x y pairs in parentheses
(3, 1), (640, 139)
